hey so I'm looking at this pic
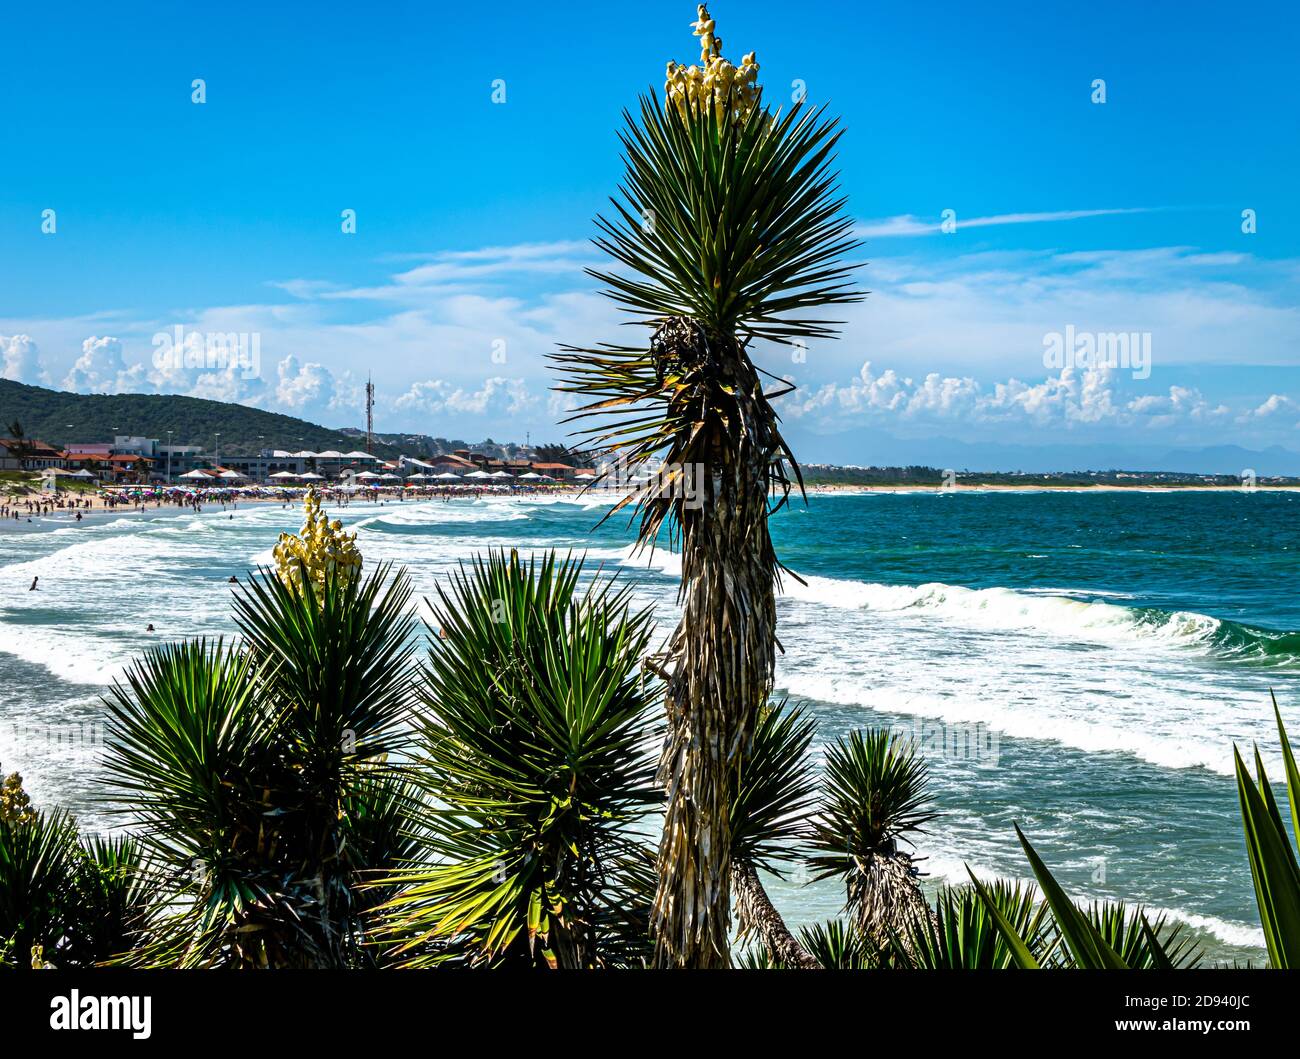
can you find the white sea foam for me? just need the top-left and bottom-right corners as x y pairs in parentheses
(922, 854), (1265, 949)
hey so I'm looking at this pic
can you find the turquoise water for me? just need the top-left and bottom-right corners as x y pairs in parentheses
(1, 489), (1297, 963)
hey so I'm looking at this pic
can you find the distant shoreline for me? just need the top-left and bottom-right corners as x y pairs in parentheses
(804, 483), (1300, 494)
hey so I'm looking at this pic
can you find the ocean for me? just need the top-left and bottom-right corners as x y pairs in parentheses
(2, 488), (1297, 964)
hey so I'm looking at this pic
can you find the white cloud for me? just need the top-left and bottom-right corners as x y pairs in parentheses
(275, 355), (361, 422)
(62, 336), (147, 394)
(0, 334), (48, 385)
(1247, 394), (1298, 419)
(783, 360), (1233, 436)
(394, 376), (538, 418)
(7, 235), (1297, 449)
(855, 208), (1152, 239)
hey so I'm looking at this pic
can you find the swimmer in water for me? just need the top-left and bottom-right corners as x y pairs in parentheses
(146, 623), (155, 632)
(228, 575), (238, 583)
(29, 576), (39, 591)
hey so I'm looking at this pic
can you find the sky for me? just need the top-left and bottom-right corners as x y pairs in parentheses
(2, 0), (1298, 469)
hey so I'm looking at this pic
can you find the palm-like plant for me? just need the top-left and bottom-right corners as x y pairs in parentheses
(808, 729), (937, 950)
(102, 526), (418, 967)
(969, 827), (1204, 969)
(729, 700), (820, 968)
(1, 762), (156, 969)
(63, 833), (159, 968)
(374, 551), (661, 968)
(1234, 692), (1300, 968)
(551, 5), (862, 967)
(899, 881), (1048, 970)
(0, 807), (81, 967)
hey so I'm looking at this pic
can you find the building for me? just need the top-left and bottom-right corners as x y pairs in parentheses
(113, 435), (160, 458)
(530, 462), (576, 480)
(219, 448), (384, 483)
(155, 445), (206, 479)
(0, 438), (67, 472)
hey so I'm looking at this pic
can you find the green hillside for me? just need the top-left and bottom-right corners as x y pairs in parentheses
(0, 379), (400, 457)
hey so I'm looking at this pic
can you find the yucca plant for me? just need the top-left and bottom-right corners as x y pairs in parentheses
(102, 499), (419, 967)
(898, 880), (1048, 970)
(808, 729), (937, 950)
(1067, 901), (1203, 969)
(974, 697), (1295, 969)
(552, 4), (862, 967)
(0, 806), (81, 967)
(969, 826), (1201, 969)
(742, 917), (886, 970)
(62, 833), (159, 968)
(374, 551), (661, 968)
(729, 700), (820, 968)
(1233, 692), (1300, 968)
(0, 763), (155, 969)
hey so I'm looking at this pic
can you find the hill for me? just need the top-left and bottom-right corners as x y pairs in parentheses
(0, 379), (400, 457)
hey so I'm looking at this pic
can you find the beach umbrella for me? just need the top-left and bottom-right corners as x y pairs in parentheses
(179, 469), (214, 479)
(380, 473), (401, 481)
(218, 469), (246, 480)
(489, 470), (513, 479)
(538, 475), (555, 481)
(269, 471), (299, 480)
(464, 470), (493, 479)
(516, 472), (543, 480)
(573, 472), (597, 480)
(432, 472), (461, 480)
(299, 472), (324, 480)
(67, 468), (95, 479)
(355, 471), (380, 480)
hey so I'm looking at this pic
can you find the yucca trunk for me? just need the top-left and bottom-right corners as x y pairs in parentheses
(652, 318), (781, 968)
(732, 862), (819, 969)
(849, 849), (934, 954)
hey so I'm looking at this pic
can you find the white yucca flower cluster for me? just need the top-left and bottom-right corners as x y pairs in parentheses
(272, 488), (362, 598)
(664, 4), (761, 125)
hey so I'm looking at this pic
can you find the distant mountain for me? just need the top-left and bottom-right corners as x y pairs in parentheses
(1154, 444), (1300, 476)
(783, 422), (1300, 476)
(0, 379), (400, 458)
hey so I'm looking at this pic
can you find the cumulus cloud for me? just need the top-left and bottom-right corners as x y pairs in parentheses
(393, 376), (537, 418)
(783, 360), (1231, 434)
(62, 336), (147, 394)
(275, 355), (360, 421)
(1247, 394), (1298, 419)
(0, 334), (48, 385)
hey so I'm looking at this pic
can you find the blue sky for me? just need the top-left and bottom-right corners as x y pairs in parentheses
(2, 0), (1298, 468)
